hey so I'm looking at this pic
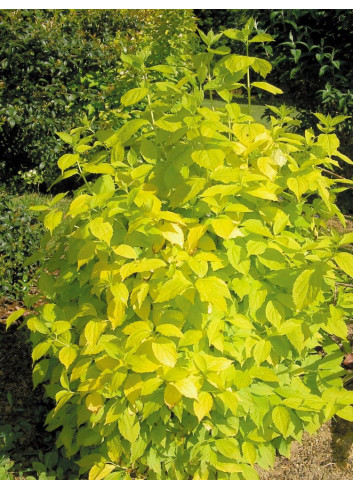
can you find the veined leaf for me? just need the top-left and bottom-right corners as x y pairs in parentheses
(118, 410), (140, 444)
(252, 81), (283, 95)
(155, 271), (192, 302)
(193, 391), (213, 421)
(215, 438), (240, 460)
(164, 384), (182, 408)
(44, 210), (63, 234)
(196, 276), (231, 311)
(191, 149), (225, 170)
(174, 377), (199, 399)
(58, 153), (79, 172)
(89, 218), (113, 246)
(120, 259), (166, 280)
(292, 268), (322, 311)
(152, 337), (177, 367)
(272, 405), (291, 437)
(6, 308), (25, 330)
(59, 346), (77, 370)
(112, 244), (138, 259)
(121, 87), (148, 106)
(335, 252), (353, 278)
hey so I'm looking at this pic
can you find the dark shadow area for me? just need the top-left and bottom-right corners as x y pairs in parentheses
(0, 300), (75, 479)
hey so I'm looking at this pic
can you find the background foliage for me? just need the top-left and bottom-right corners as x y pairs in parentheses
(0, 9), (197, 192)
(194, 9), (353, 211)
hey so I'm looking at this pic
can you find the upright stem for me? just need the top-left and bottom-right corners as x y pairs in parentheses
(208, 60), (214, 111)
(77, 161), (93, 194)
(246, 40), (251, 118)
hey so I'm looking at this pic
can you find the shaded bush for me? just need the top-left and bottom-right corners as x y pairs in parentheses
(0, 9), (197, 192)
(0, 194), (44, 300)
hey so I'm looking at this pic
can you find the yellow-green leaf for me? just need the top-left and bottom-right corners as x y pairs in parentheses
(292, 268), (321, 311)
(335, 252), (353, 278)
(89, 217), (113, 246)
(196, 276), (231, 311)
(242, 441), (257, 465)
(58, 153), (79, 172)
(44, 210), (63, 234)
(215, 438), (240, 459)
(152, 338), (177, 367)
(89, 463), (115, 481)
(6, 308), (25, 330)
(272, 405), (291, 437)
(121, 87), (149, 106)
(155, 272), (192, 303)
(174, 377), (199, 399)
(59, 346), (77, 370)
(164, 384), (182, 408)
(32, 342), (51, 362)
(112, 244), (138, 259)
(86, 392), (103, 413)
(251, 81), (283, 95)
(159, 222), (184, 247)
(191, 149), (225, 170)
(118, 410), (140, 443)
(120, 259), (166, 281)
(193, 391), (213, 421)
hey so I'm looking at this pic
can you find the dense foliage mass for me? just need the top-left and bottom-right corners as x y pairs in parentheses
(194, 9), (353, 211)
(15, 21), (353, 480)
(0, 9), (197, 192)
(0, 194), (44, 300)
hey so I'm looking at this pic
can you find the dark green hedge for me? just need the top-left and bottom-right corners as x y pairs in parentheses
(0, 9), (197, 192)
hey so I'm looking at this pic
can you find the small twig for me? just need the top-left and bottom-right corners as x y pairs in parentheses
(334, 282), (353, 305)
(318, 166), (347, 181)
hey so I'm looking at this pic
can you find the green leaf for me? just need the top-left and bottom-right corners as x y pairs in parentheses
(56, 132), (73, 144)
(140, 139), (158, 163)
(251, 57), (272, 77)
(318, 133), (340, 156)
(215, 438), (240, 459)
(6, 308), (25, 329)
(196, 276), (231, 311)
(253, 340), (271, 365)
(121, 87), (149, 106)
(32, 342), (51, 362)
(272, 405), (291, 437)
(335, 252), (353, 278)
(174, 377), (199, 399)
(193, 391), (213, 421)
(155, 324), (183, 338)
(120, 259), (166, 281)
(292, 268), (321, 311)
(58, 154), (79, 171)
(155, 272), (192, 303)
(114, 119), (148, 145)
(152, 338), (177, 367)
(251, 81), (283, 95)
(59, 346), (77, 370)
(250, 33), (274, 43)
(242, 441), (257, 465)
(118, 410), (140, 444)
(89, 218), (113, 246)
(191, 149), (225, 170)
(44, 210), (63, 234)
(265, 300), (285, 328)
